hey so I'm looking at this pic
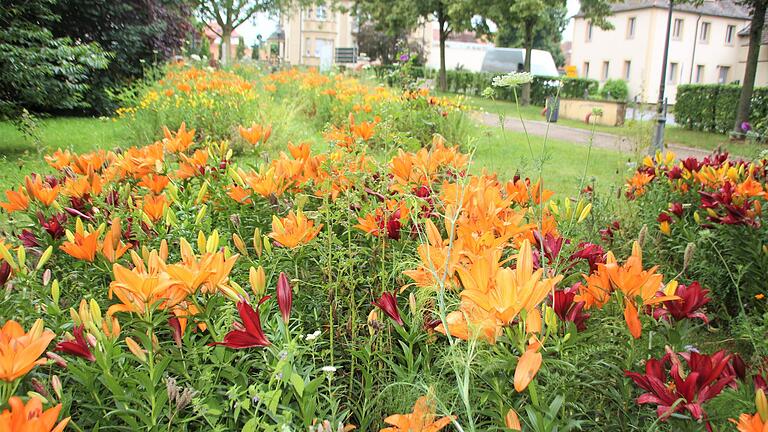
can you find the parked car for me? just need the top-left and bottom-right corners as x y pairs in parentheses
(480, 47), (559, 76)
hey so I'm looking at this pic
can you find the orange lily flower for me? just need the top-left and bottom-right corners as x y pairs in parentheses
(0, 187), (30, 213)
(436, 303), (503, 344)
(227, 184), (252, 204)
(239, 123), (272, 145)
(108, 251), (186, 316)
(0, 319), (56, 382)
(350, 119), (376, 141)
(25, 176), (61, 206)
(380, 395), (455, 432)
(0, 397), (70, 432)
(138, 174), (170, 194)
(731, 412), (768, 432)
(142, 194), (167, 222)
(163, 122), (195, 153)
(62, 171), (103, 198)
(269, 210), (322, 248)
(60, 225), (99, 262)
(100, 218), (131, 263)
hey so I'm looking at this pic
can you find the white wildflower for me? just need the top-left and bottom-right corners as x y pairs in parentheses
(320, 366), (338, 373)
(305, 330), (321, 341)
(492, 72), (534, 89)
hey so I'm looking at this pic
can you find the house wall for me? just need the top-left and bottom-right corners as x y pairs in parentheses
(735, 41), (768, 87)
(571, 8), (749, 103)
(281, 2), (356, 67)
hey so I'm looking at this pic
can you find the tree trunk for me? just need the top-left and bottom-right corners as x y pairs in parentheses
(522, 20), (534, 106)
(733, 1), (766, 137)
(221, 27), (232, 66)
(437, 5), (448, 92)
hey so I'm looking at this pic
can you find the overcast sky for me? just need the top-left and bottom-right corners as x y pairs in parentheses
(235, 0), (581, 46)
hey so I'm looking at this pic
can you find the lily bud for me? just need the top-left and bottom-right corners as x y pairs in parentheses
(758, 388), (768, 422)
(232, 234), (248, 256)
(505, 408), (522, 431)
(263, 235), (272, 255)
(195, 204), (207, 225)
(51, 279), (60, 304)
(51, 375), (62, 400)
(36, 246), (53, 270)
(253, 228), (263, 257)
(42, 269), (52, 286)
(250, 266), (266, 297)
(196, 181), (208, 205)
(277, 272), (292, 324)
(125, 337), (147, 362)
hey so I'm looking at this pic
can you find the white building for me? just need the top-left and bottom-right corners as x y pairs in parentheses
(570, 0), (756, 103)
(279, 2), (357, 69)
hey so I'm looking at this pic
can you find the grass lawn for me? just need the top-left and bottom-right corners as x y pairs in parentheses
(0, 117), (130, 190)
(443, 91), (766, 157)
(469, 123), (629, 197)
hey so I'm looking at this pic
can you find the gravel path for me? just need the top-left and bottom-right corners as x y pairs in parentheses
(473, 111), (713, 160)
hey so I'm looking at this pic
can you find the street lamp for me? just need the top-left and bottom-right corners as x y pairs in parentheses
(651, 0), (675, 154)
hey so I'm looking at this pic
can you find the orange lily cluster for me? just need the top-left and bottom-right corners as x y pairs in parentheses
(379, 395), (455, 432)
(239, 122), (272, 146)
(0, 319), (55, 383)
(576, 241), (678, 338)
(269, 210), (323, 248)
(108, 234), (240, 333)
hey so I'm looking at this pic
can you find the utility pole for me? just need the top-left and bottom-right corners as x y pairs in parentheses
(651, 0), (675, 154)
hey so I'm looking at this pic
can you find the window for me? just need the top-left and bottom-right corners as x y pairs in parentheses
(624, 60), (631, 80)
(695, 65), (704, 83)
(672, 19), (684, 40)
(583, 61), (590, 78)
(305, 37), (312, 56)
(718, 65), (730, 83)
(725, 25), (735, 44)
(305, 8), (314, 19)
(667, 62), (678, 84)
(586, 22), (594, 42)
(700, 22), (711, 43)
(316, 6), (327, 20)
(627, 17), (636, 39)
(602, 61), (609, 81)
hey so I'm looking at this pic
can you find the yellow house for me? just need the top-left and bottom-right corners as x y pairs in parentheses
(570, 0), (755, 103)
(279, 2), (357, 69)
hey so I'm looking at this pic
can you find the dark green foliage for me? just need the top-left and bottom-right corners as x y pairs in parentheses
(600, 79), (629, 101)
(373, 66), (600, 105)
(0, 0), (108, 119)
(675, 84), (768, 136)
(49, 0), (193, 114)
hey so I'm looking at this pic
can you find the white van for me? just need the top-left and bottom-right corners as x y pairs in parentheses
(426, 42), (559, 77)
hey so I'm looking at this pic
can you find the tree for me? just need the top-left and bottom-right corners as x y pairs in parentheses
(198, 0), (286, 65)
(733, 0), (767, 137)
(478, 0), (611, 104)
(237, 36), (247, 59)
(0, 0), (108, 120)
(493, 8), (568, 67)
(50, 0), (192, 113)
(355, 21), (424, 64)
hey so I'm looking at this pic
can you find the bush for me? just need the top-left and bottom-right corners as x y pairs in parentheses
(675, 84), (768, 136)
(600, 79), (629, 101)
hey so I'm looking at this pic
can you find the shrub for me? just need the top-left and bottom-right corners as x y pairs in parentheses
(675, 84), (768, 136)
(600, 79), (629, 101)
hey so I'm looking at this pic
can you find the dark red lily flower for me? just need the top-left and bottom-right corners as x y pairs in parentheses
(682, 157), (702, 172)
(0, 261), (11, 286)
(18, 230), (40, 248)
(730, 354), (746, 381)
(55, 325), (95, 362)
(625, 348), (735, 430)
(657, 212), (672, 224)
(552, 284), (590, 331)
(37, 212), (66, 239)
(653, 282), (710, 323)
(755, 372), (767, 391)
(534, 231), (565, 264)
(386, 209), (403, 240)
(667, 166), (683, 180)
(599, 221), (620, 243)
(277, 272), (292, 324)
(210, 299), (271, 348)
(669, 202), (684, 217)
(372, 291), (404, 326)
(568, 242), (605, 274)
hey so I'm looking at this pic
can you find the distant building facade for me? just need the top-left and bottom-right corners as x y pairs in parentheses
(279, 2), (357, 69)
(570, 0), (756, 103)
(735, 12), (768, 87)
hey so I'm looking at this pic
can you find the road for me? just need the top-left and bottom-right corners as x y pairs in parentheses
(473, 112), (713, 159)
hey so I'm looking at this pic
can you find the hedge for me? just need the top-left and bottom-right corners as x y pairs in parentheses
(372, 65), (600, 106)
(675, 84), (768, 135)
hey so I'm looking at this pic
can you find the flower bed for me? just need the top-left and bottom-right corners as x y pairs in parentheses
(0, 65), (766, 431)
